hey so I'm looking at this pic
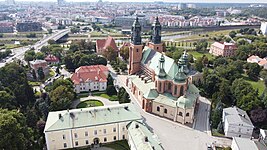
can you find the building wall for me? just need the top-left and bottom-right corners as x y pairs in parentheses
(129, 44), (143, 75)
(224, 119), (253, 138)
(260, 22), (267, 35)
(231, 139), (239, 150)
(45, 122), (129, 150)
(209, 44), (236, 57)
(152, 101), (176, 120)
(74, 81), (107, 93)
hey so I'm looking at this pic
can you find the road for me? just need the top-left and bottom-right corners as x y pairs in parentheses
(107, 64), (232, 150)
(194, 96), (211, 134)
(0, 29), (70, 68)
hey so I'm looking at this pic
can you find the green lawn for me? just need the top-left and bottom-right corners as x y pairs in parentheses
(28, 81), (42, 86)
(242, 74), (266, 95)
(104, 140), (130, 150)
(76, 100), (104, 108)
(188, 51), (215, 60)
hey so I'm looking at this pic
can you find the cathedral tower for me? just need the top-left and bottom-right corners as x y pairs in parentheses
(128, 17), (143, 75)
(148, 16), (164, 53)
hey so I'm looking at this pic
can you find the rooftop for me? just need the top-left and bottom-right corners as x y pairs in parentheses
(223, 106), (254, 127)
(127, 121), (163, 150)
(233, 137), (267, 150)
(44, 104), (142, 132)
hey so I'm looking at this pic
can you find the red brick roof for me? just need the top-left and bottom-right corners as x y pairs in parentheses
(96, 36), (118, 52)
(44, 54), (59, 62)
(70, 65), (108, 85)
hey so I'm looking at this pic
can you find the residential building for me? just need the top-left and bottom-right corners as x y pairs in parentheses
(96, 36), (118, 54)
(44, 104), (163, 150)
(231, 137), (267, 150)
(114, 16), (149, 28)
(223, 106), (254, 138)
(44, 54), (60, 65)
(209, 42), (237, 57)
(247, 55), (267, 69)
(126, 17), (200, 124)
(260, 129), (267, 143)
(29, 60), (49, 78)
(70, 65), (109, 93)
(260, 22), (267, 35)
(0, 21), (13, 33)
(16, 21), (42, 32)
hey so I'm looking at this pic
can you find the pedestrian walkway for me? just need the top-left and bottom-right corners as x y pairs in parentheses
(71, 96), (119, 108)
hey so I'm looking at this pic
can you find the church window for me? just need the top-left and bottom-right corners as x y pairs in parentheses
(180, 86), (184, 96)
(164, 109), (167, 114)
(157, 106), (160, 112)
(136, 49), (139, 52)
(174, 85), (177, 95)
(186, 113), (189, 117)
(168, 83), (172, 90)
(179, 112), (183, 116)
(159, 82), (162, 91)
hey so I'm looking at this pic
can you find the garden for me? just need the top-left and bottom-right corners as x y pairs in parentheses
(76, 100), (104, 108)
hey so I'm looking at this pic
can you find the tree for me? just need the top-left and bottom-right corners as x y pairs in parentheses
(107, 74), (114, 86)
(217, 80), (233, 106)
(229, 31), (237, 38)
(195, 57), (204, 72)
(103, 46), (118, 62)
(0, 63), (35, 108)
(225, 37), (231, 43)
(36, 52), (45, 60)
(250, 107), (267, 124)
(106, 85), (117, 96)
(48, 29), (52, 34)
(48, 39), (56, 45)
(211, 109), (222, 129)
(195, 40), (208, 52)
(203, 74), (221, 98)
(50, 85), (74, 111)
(0, 91), (16, 109)
(37, 67), (45, 81)
(0, 109), (34, 150)
(24, 50), (36, 62)
(245, 63), (262, 80)
(120, 46), (129, 60)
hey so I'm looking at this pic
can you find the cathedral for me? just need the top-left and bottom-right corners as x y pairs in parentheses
(126, 17), (202, 124)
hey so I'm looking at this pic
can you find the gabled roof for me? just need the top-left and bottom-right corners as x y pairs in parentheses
(44, 104), (142, 132)
(127, 121), (163, 150)
(44, 54), (59, 62)
(141, 46), (178, 79)
(223, 106), (254, 127)
(96, 36), (118, 51)
(70, 65), (108, 85)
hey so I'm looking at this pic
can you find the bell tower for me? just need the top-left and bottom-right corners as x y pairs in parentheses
(129, 17), (143, 75)
(148, 16), (164, 53)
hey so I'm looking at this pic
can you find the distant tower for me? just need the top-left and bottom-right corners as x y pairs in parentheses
(148, 16), (164, 53)
(128, 17), (143, 75)
(5, 0), (15, 5)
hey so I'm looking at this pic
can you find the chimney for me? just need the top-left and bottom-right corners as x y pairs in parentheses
(58, 113), (62, 119)
(144, 136), (148, 142)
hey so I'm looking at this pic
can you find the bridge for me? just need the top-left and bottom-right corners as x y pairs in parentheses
(0, 28), (70, 68)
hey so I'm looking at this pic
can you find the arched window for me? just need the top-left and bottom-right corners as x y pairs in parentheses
(159, 82), (162, 91)
(164, 109), (167, 114)
(155, 81), (157, 87)
(179, 112), (183, 116)
(180, 86), (184, 96)
(186, 113), (189, 117)
(157, 106), (160, 112)
(168, 82), (172, 90)
(174, 85), (177, 95)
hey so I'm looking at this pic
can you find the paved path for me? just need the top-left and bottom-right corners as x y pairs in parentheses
(71, 96), (119, 108)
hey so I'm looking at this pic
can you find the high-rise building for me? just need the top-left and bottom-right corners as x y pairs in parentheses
(5, 0), (15, 5)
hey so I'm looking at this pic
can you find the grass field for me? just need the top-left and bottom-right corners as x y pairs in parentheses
(76, 100), (104, 108)
(242, 74), (266, 95)
(188, 51), (215, 60)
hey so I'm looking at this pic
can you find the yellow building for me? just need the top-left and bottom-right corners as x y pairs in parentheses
(44, 104), (163, 150)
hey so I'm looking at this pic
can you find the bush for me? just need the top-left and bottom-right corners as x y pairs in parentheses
(109, 95), (118, 101)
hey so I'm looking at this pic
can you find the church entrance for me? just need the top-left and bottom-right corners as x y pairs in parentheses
(93, 138), (100, 145)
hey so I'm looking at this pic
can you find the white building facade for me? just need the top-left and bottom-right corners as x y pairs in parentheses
(260, 22), (267, 35)
(223, 107), (254, 138)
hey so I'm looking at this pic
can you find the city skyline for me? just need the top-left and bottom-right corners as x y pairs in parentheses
(1, 0), (267, 3)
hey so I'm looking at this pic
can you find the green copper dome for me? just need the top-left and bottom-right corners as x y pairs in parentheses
(157, 54), (167, 78)
(174, 67), (186, 82)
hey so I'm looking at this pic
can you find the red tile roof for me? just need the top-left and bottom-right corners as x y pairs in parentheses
(44, 54), (59, 62)
(96, 36), (118, 52)
(71, 65), (108, 85)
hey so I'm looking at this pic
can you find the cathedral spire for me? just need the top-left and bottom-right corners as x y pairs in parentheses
(151, 16), (161, 44)
(157, 54), (167, 78)
(131, 17), (142, 45)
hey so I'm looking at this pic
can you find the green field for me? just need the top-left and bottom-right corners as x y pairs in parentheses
(242, 74), (266, 95)
(104, 140), (130, 150)
(76, 100), (104, 108)
(188, 51), (215, 60)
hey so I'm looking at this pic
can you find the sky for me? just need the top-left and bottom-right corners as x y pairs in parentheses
(1, 0), (267, 3)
